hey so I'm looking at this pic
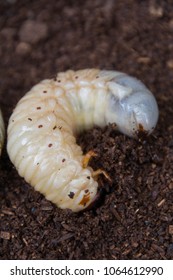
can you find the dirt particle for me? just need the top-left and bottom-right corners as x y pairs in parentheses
(16, 42), (31, 56)
(168, 225), (173, 235)
(19, 20), (48, 44)
(0, 231), (11, 240)
(137, 56), (151, 64)
(149, 2), (163, 18)
(167, 59), (173, 69)
(157, 199), (166, 207)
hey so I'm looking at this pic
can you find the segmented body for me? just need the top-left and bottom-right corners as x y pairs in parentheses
(7, 69), (159, 211)
(0, 110), (5, 155)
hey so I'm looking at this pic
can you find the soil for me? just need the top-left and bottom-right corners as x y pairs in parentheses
(0, 0), (173, 260)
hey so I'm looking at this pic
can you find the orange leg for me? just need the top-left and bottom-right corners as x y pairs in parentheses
(82, 151), (111, 182)
(92, 168), (112, 182)
(82, 150), (97, 168)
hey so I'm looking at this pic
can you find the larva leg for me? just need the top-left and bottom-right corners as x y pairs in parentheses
(92, 169), (111, 182)
(82, 151), (111, 182)
(82, 150), (97, 168)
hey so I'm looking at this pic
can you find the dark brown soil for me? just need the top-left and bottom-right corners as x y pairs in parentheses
(0, 0), (173, 260)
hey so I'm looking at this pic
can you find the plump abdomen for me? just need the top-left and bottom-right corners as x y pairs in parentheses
(7, 77), (99, 212)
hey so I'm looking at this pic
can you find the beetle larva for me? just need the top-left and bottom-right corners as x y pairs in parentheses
(0, 109), (5, 155)
(7, 69), (159, 212)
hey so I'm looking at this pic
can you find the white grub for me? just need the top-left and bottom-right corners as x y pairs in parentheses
(7, 69), (159, 212)
(0, 110), (5, 155)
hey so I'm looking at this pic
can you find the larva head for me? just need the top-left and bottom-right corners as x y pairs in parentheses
(106, 74), (159, 137)
(58, 176), (99, 212)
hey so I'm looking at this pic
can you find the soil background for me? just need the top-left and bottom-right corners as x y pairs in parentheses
(0, 0), (173, 260)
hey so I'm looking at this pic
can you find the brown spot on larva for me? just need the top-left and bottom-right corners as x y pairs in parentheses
(68, 192), (75, 199)
(37, 162), (39, 165)
(53, 125), (57, 130)
(48, 143), (53, 147)
(38, 125), (43, 128)
(62, 158), (66, 162)
(37, 106), (41, 110)
(96, 76), (99, 79)
(28, 118), (32, 121)
(138, 123), (144, 131)
(79, 193), (90, 207)
(58, 126), (62, 130)
(75, 76), (78, 79)
(85, 189), (89, 193)
(87, 176), (90, 180)
(12, 120), (14, 122)
(43, 90), (47, 93)
(57, 80), (61, 83)
(136, 123), (148, 138)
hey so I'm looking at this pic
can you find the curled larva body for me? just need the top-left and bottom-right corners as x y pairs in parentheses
(7, 69), (159, 212)
(0, 109), (5, 155)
